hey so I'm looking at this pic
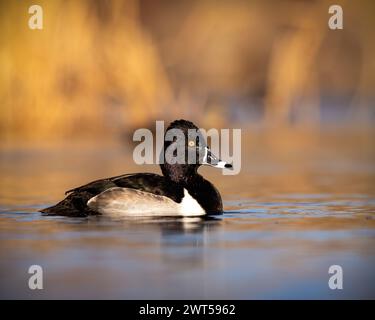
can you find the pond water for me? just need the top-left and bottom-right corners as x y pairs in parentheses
(0, 129), (374, 299)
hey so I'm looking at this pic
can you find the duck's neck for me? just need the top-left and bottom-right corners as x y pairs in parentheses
(160, 164), (199, 185)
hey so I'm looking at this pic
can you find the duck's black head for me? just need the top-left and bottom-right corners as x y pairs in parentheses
(160, 119), (232, 183)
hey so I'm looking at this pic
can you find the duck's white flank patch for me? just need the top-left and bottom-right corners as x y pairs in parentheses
(179, 189), (205, 215)
(87, 187), (205, 217)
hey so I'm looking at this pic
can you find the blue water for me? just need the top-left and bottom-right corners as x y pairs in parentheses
(0, 144), (374, 299)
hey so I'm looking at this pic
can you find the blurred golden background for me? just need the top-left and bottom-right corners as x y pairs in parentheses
(0, 0), (374, 144)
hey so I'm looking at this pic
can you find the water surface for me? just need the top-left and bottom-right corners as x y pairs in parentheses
(1, 131), (374, 299)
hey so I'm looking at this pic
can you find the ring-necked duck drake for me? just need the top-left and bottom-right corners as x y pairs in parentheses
(40, 119), (232, 217)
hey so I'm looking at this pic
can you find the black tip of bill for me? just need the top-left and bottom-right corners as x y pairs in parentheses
(224, 163), (233, 169)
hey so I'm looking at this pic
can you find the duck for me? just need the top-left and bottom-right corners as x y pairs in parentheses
(40, 119), (232, 217)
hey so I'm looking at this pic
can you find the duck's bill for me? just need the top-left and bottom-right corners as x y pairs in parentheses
(202, 147), (233, 169)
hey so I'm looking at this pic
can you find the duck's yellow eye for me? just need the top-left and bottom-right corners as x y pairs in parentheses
(188, 140), (195, 147)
